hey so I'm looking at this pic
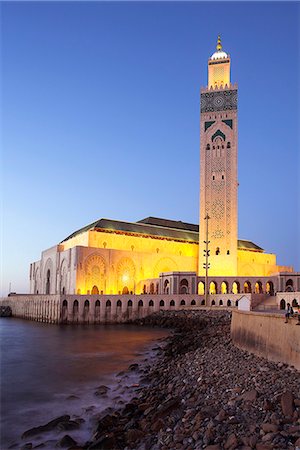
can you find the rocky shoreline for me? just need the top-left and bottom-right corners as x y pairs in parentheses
(83, 310), (300, 450)
(19, 310), (300, 449)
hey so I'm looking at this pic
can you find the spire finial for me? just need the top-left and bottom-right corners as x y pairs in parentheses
(216, 35), (222, 51)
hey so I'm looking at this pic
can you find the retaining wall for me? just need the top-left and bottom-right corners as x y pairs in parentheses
(0, 294), (243, 324)
(231, 310), (300, 370)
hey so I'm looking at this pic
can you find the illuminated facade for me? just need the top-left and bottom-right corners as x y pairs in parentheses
(29, 37), (293, 297)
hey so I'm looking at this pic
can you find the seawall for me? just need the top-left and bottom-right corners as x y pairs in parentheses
(231, 310), (300, 370)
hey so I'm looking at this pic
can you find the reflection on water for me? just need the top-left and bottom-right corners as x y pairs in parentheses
(0, 318), (168, 448)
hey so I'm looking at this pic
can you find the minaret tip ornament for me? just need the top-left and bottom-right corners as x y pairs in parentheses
(216, 35), (222, 51)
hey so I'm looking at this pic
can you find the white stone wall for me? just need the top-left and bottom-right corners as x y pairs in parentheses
(276, 291), (300, 309)
(1, 293), (254, 324)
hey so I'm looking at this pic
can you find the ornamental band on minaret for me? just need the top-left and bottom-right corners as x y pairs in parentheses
(199, 36), (238, 277)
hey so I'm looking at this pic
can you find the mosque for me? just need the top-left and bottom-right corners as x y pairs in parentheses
(29, 37), (296, 301)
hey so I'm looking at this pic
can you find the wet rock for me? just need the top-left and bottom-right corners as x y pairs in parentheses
(261, 423), (279, 433)
(0, 305), (12, 317)
(224, 433), (238, 449)
(22, 415), (70, 438)
(256, 444), (273, 450)
(87, 433), (117, 450)
(66, 395), (79, 401)
(151, 418), (165, 432)
(241, 389), (258, 402)
(55, 435), (77, 448)
(154, 397), (181, 419)
(56, 420), (80, 431)
(125, 428), (144, 444)
(94, 385), (110, 396)
(21, 444), (33, 450)
(280, 391), (294, 417)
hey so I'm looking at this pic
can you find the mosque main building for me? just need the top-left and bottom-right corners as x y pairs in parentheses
(29, 37), (294, 300)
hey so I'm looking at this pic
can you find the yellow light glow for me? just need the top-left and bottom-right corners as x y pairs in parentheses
(122, 274), (129, 283)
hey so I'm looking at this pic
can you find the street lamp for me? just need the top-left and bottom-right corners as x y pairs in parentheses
(203, 214), (210, 305)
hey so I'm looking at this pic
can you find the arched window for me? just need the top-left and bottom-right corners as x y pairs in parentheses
(266, 281), (274, 296)
(285, 279), (294, 292)
(91, 285), (99, 295)
(232, 281), (240, 294)
(292, 299), (298, 307)
(180, 279), (189, 294)
(211, 300), (216, 306)
(198, 281), (205, 295)
(227, 142), (231, 148)
(128, 300), (133, 307)
(150, 283), (154, 294)
(221, 281), (228, 294)
(216, 247), (220, 255)
(46, 269), (51, 294)
(149, 300), (154, 307)
(73, 300), (79, 314)
(63, 299), (68, 307)
(201, 299), (205, 305)
(235, 300), (239, 307)
(227, 300), (232, 307)
(106, 300), (111, 307)
(280, 299), (286, 310)
(219, 299), (223, 306)
(191, 299), (196, 306)
(159, 300), (165, 307)
(244, 281), (252, 293)
(210, 281), (217, 294)
(138, 300), (143, 307)
(255, 281), (263, 294)
(170, 299), (175, 307)
(164, 280), (169, 294)
(180, 299), (186, 306)
(84, 300), (90, 308)
(117, 300), (122, 307)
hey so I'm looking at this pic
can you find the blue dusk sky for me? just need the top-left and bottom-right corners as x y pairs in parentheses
(1, 1), (299, 296)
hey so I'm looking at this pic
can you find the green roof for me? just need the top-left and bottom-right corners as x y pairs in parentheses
(61, 217), (199, 243)
(238, 239), (263, 252)
(61, 216), (264, 251)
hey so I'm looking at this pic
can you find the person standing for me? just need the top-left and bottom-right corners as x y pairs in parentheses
(285, 303), (294, 323)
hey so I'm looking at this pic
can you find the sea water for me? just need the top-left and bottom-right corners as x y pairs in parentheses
(0, 318), (168, 448)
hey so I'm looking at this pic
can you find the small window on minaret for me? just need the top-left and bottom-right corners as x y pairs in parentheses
(227, 250), (230, 255)
(213, 145), (215, 149)
(216, 247), (220, 255)
(227, 142), (231, 148)
(212, 175), (215, 180)
(222, 175), (224, 180)
(206, 144), (210, 150)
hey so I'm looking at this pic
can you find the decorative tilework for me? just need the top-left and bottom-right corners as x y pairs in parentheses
(201, 89), (237, 113)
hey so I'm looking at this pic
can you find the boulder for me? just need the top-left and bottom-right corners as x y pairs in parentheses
(22, 415), (71, 438)
(55, 435), (77, 448)
(280, 391), (294, 417)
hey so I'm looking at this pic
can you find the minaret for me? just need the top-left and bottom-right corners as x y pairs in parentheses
(198, 36), (238, 277)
